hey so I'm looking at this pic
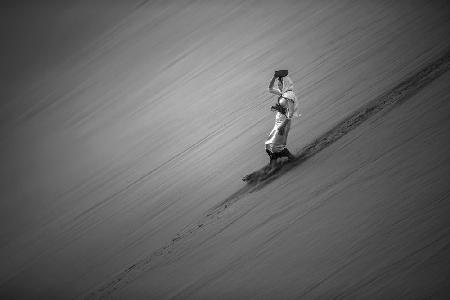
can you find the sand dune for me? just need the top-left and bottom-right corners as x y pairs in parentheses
(1, 1), (449, 299)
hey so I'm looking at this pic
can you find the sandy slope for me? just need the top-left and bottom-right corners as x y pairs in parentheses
(0, 1), (449, 299)
(112, 69), (450, 300)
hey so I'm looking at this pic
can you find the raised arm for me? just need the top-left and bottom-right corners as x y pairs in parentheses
(268, 76), (282, 96)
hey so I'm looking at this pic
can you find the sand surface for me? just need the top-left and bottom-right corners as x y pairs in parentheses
(0, 1), (449, 299)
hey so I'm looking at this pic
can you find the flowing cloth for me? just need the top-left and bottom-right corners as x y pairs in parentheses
(279, 76), (300, 118)
(265, 76), (299, 153)
(265, 112), (291, 152)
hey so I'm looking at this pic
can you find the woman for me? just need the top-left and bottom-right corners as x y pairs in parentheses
(265, 71), (300, 166)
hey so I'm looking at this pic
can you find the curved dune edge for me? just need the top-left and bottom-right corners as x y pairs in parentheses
(80, 49), (450, 300)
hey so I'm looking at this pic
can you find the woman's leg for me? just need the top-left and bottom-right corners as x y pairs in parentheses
(278, 148), (295, 161)
(265, 145), (279, 166)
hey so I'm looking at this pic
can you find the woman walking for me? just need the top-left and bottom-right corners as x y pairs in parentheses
(265, 70), (300, 166)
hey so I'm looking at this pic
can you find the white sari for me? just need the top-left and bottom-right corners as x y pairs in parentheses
(265, 76), (299, 152)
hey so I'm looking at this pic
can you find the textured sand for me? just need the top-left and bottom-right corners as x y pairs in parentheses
(1, 1), (449, 299)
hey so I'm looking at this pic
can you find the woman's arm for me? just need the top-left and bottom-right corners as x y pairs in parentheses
(269, 76), (282, 95)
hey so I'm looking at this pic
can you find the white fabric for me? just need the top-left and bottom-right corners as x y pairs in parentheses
(265, 75), (299, 152)
(269, 76), (300, 118)
(280, 76), (300, 118)
(265, 112), (290, 152)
